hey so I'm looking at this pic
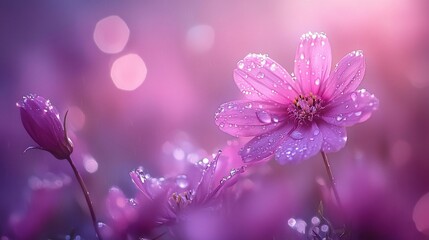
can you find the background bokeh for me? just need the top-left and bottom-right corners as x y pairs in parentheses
(1, 0), (429, 239)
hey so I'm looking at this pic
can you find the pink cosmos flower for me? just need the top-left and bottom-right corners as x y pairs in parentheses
(215, 32), (379, 164)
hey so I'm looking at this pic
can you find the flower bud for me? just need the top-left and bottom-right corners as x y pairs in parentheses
(17, 94), (73, 159)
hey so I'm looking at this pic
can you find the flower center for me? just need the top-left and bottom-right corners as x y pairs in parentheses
(289, 93), (323, 123)
(169, 190), (193, 210)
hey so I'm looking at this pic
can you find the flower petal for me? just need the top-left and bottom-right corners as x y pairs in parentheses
(318, 121), (347, 152)
(275, 123), (323, 164)
(322, 50), (365, 99)
(215, 100), (287, 137)
(294, 32), (332, 95)
(322, 89), (379, 127)
(234, 53), (300, 103)
(130, 168), (171, 200)
(240, 124), (295, 163)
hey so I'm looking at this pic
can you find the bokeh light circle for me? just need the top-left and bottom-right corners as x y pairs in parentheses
(413, 192), (429, 236)
(110, 53), (147, 91)
(93, 15), (130, 54)
(186, 24), (215, 53)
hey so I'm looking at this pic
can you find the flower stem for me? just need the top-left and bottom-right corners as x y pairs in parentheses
(320, 151), (343, 211)
(66, 156), (102, 240)
(320, 151), (350, 239)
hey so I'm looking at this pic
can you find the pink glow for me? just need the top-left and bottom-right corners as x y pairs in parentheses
(186, 24), (215, 53)
(68, 106), (86, 131)
(110, 53), (147, 91)
(413, 192), (429, 236)
(93, 15), (130, 54)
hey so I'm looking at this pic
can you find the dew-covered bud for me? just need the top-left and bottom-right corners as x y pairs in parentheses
(17, 94), (73, 160)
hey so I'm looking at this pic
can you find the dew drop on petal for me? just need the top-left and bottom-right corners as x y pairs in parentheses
(336, 116), (343, 122)
(354, 111), (362, 116)
(128, 198), (137, 206)
(97, 222), (108, 229)
(238, 60), (245, 69)
(315, 79), (320, 85)
(272, 116), (279, 123)
(313, 129), (320, 136)
(256, 110), (272, 124)
(351, 92), (357, 101)
(290, 130), (304, 140)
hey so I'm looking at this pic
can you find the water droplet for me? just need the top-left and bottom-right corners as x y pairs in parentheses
(270, 63), (277, 71)
(256, 111), (272, 124)
(237, 60), (244, 69)
(129, 198), (137, 206)
(313, 129), (320, 136)
(315, 79), (320, 85)
(98, 222), (108, 229)
(256, 72), (265, 79)
(272, 116), (279, 123)
(336, 116), (343, 121)
(351, 92), (357, 101)
(354, 111), (362, 116)
(176, 175), (189, 188)
(219, 123), (225, 128)
(198, 157), (210, 167)
(290, 130), (304, 140)
(245, 147), (252, 154)
(300, 53), (304, 60)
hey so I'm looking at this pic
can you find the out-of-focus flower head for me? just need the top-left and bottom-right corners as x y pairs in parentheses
(17, 94), (73, 160)
(215, 32), (379, 164)
(129, 151), (245, 226)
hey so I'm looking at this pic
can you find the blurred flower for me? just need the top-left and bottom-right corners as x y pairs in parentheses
(129, 151), (245, 227)
(17, 94), (73, 160)
(215, 32), (379, 164)
(7, 173), (70, 239)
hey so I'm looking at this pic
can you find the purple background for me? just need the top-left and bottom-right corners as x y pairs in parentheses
(1, 0), (429, 239)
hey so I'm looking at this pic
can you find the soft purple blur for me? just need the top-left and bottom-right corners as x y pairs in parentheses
(1, 0), (429, 239)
